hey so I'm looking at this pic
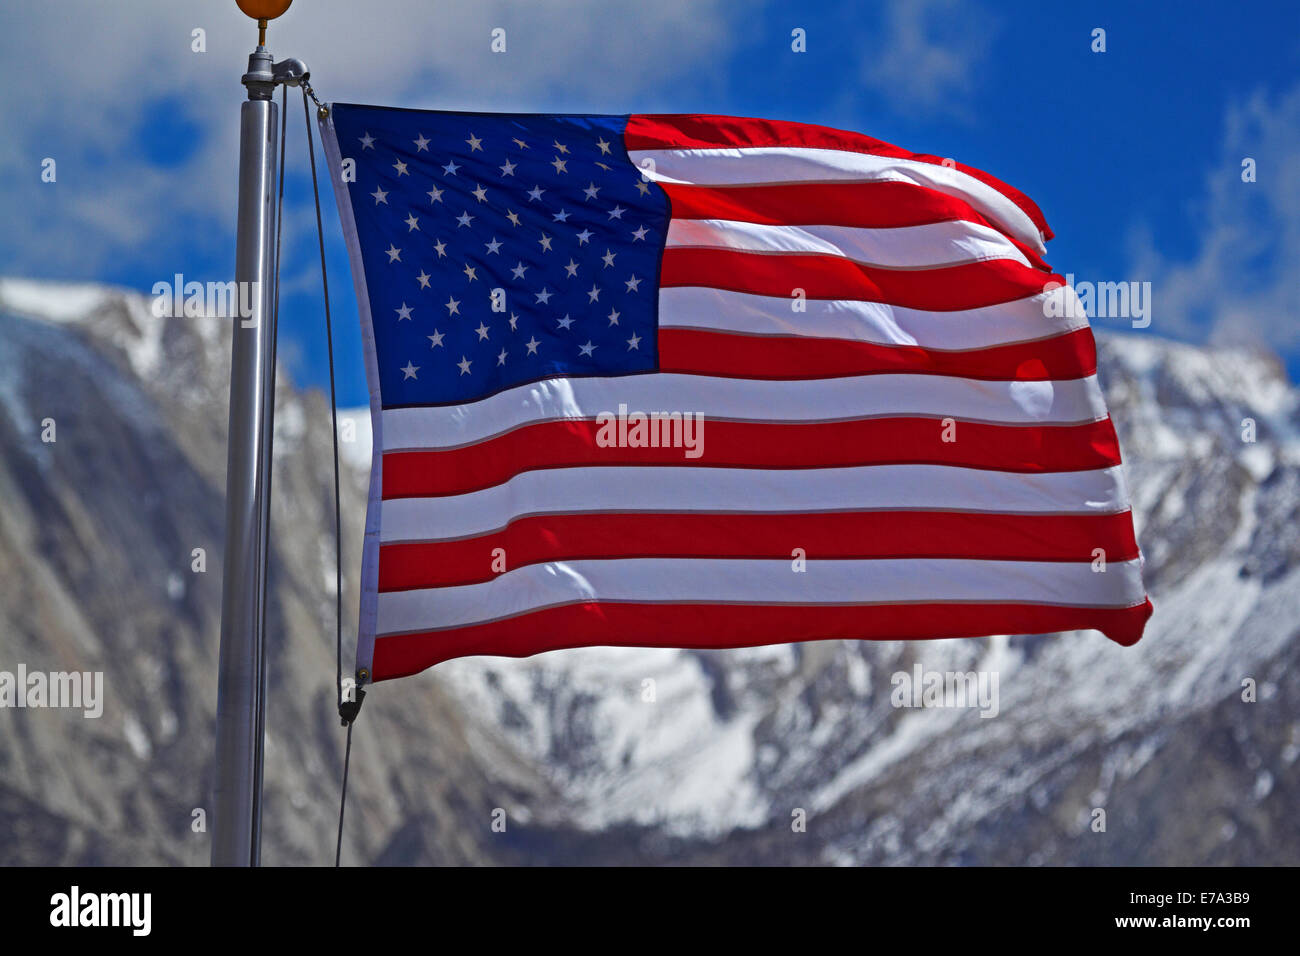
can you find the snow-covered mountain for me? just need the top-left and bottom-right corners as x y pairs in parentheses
(1, 277), (1296, 865)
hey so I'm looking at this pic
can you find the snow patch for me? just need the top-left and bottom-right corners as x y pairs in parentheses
(0, 277), (116, 324)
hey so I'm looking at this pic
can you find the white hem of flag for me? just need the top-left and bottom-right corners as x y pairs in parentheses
(321, 107), (381, 682)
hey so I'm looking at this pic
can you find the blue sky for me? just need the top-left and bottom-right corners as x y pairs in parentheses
(2, 0), (1297, 405)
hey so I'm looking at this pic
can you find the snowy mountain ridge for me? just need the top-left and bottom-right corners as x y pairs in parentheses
(0, 277), (1295, 865)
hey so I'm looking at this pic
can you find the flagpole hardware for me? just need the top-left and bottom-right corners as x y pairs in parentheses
(339, 684), (367, 727)
(273, 58), (310, 88)
(236, 0), (294, 48)
(302, 77), (329, 120)
(212, 0), (297, 869)
(339, 668), (369, 725)
(242, 54), (309, 101)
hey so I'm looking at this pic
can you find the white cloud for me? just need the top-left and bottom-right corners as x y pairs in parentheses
(1128, 83), (1300, 357)
(0, 0), (737, 278)
(860, 0), (997, 119)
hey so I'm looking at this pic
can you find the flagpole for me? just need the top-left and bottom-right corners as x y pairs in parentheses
(211, 0), (299, 867)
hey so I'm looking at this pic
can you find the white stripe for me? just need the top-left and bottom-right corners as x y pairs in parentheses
(630, 145), (1046, 254)
(659, 286), (1088, 348)
(375, 556), (1147, 635)
(378, 464), (1130, 543)
(666, 218), (1031, 270)
(382, 373), (1107, 450)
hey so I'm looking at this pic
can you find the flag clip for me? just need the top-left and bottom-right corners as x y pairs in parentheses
(339, 684), (366, 727)
(302, 77), (329, 120)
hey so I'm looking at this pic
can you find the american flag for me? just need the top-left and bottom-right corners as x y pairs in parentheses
(322, 106), (1152, 683)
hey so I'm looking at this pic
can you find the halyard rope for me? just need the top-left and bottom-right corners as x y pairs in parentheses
(299, 82), (355, 867)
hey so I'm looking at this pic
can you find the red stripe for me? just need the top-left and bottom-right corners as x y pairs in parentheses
(662, 181), (1052, 271)
(626, 114), (1053, 242)
(658, 327), (1097, 381)
(381, 417), (1122, 498)
(661, 248), (1061, 311)
(371, 598), (1153, 679)
(377, 511), (1140, 591)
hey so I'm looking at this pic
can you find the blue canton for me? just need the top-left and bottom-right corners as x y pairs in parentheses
(331, 105), (670, 407)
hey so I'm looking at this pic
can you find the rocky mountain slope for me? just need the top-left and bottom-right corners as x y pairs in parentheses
(0, 277), (1295, 865)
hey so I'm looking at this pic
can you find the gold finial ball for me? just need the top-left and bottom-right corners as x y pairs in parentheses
(236, 0), (293, 20)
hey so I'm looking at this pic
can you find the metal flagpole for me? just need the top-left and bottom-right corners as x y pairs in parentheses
(211, 0), (304, 867)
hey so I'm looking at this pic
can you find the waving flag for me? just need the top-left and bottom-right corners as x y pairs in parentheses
(322, 105), (1152, 683)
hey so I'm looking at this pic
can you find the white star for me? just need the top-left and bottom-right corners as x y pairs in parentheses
(474, 322), (490, 341)
(371, 186), (388, 205)
(393, 158), (409, 177)
(497, 348), (508, 365)
(433, 238), (447, 258)
(607, 308), (620, 326)
(508, 313), (520, 330)
(535, 288), (553, 304)
(442, 159), (460, 176)
(595, 162), (611, 171)
(587, 284), (601, 303)
(466, 133), (483, 152)
(395, 302), (413, 321)
(416, 270), (431, 289)
(506, 209), (521, 227)
(608, 205), (626, 220)
(526, 185), (545, 202)
(596, 138), (612, 155)
(472, 184), (488, 203)
(414, 133), (430, 152)
(463, 264), (478, 282)
(552, 209), (571, 223)
(525, 336), (540, 355)
(512, 137), (529, 150)
(631, 225), (648, 241)
(386, 244), (401, 262)
(499, 158), (517, 177)
(456, 211), (475, 228)
(511, 262), (528, 280)
(458, 355), (473, 375)
(602, 249), (616, 268)
(556, 314), (574, 330)
(626, 332), (642, 350)
(583, 182), (600, 200)
(564, 259), (579, 278)
(553, 140), (570, 155)
(579, 340), (596, 356)
(485, 237), (502, 255)
(538, 234), (553, 252)
(634, 181), (651, 196)
(428, 329), (445, 348)
(427, 184), (444, 203)
(625, 274), (642, 292)
(405, 212), (420, 231)
(359, 131), (375, 150)
(445, 296), (461, 315)
(576, 229), (593, 245)
(551, 156), (568, 174)
(401, 360), (419, 379)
